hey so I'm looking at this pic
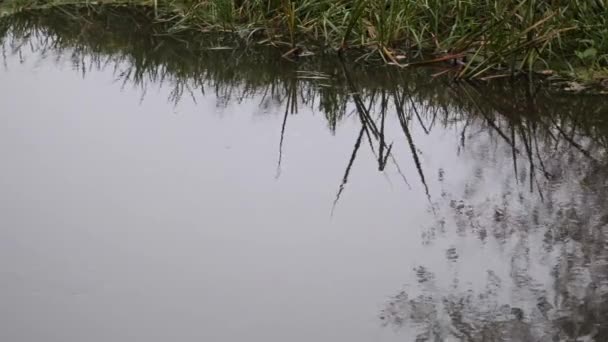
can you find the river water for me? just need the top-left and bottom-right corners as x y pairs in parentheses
(1, 6), (608, 342)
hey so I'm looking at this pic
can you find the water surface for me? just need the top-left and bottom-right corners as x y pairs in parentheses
(1, 6), (608, 342)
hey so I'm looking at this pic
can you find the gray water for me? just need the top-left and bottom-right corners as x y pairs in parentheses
(1, 7), (608, 342)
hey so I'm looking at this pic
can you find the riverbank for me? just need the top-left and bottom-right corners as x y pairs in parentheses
(1, 0), (607, 90)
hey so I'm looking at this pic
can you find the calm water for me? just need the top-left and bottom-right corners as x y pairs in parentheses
(1, 6), (608, 342)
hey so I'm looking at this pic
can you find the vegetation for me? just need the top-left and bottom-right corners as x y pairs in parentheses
(1, 0), (608, 86)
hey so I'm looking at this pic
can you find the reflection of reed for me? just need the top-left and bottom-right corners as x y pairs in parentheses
(331, 126), (365, 217)
(330, 60), (422, 214)
(392, 85), (431, 200)
(275, 76), (298, 179)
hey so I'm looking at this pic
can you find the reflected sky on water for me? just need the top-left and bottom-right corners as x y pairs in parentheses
(1, 6), (608, 342)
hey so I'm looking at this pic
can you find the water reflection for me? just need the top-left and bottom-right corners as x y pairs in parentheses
(2, 5), (608, 341)
(381, 133), (608, 341)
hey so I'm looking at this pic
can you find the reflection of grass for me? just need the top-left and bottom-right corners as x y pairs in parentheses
(1, 0), (607, 83)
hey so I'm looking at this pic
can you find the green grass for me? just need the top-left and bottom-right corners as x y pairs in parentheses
(2, 0), (608, 84)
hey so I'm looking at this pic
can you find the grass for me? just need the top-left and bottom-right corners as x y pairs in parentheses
(1, 0), (607, 86)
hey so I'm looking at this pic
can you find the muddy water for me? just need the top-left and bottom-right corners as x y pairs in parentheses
(1, 7), (608, 342)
